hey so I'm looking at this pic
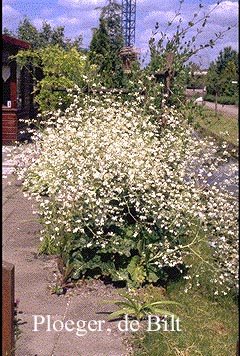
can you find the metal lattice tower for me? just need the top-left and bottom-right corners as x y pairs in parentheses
(122, 0), (136, 47)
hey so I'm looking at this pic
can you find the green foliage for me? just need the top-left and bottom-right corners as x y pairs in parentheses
(50, 284), (65, 296)
(17, 17), (41, 48)
(15, 93), (238, 294)
(181, 98), (205, 125)
(100, 0), (123, 50)
(89, 19), (111, 72)
(5, 17), (86, 114)
(104, 291), (181, 321)
(88, 0), (125, 87)
(204, 93), (239, 106)
(186, 63), (207, 89)
(145, 1), (235, 107)
(13, 299), (22, 344)
(215, 46), (239, 74)
(57, 220), (184, 289)
(3, 27), (15, 36)
(14, 45), (90, 112)
(5, 16), (83, 51)
(206, 47), (239, 97)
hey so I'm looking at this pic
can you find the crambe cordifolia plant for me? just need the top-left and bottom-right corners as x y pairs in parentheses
(14, 90), (238, 295)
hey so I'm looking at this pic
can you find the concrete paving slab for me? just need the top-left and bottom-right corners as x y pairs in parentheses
(53, 294), (127, 356)
(15, 314), (59, 356)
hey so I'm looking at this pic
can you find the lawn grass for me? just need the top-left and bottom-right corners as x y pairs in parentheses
(130, 283), (238, 356)
(193, 108), (238, 148)
(129, 218), (239, 356)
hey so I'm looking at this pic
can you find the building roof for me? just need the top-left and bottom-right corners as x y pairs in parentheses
(2, 34), (31, 49)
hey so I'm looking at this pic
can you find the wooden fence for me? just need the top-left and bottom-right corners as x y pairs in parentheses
(2, 261), (15, 356)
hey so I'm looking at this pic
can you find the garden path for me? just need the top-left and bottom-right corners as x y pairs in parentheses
(2, 149), (131, 356)
(203, 101), (238, 117)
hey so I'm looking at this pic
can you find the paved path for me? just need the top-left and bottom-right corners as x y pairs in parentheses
(186, 89), (238, 117)
(203, 101), (238, 117)
(2, 151), (130, 356)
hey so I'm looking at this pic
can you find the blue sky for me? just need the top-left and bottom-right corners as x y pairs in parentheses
(2, 0), (239, 67)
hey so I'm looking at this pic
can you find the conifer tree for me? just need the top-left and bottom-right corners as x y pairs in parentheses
(206, 47), (238, 99)
(88, 0), (124, 87)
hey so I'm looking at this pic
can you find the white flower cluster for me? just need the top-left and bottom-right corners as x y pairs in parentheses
(15, 92), (238, 293)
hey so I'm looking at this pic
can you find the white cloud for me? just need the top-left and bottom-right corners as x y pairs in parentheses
(3, 4), (18, 16)
(32, 8), (100, 45)
(2, 4), (21, 28)
(33, 18), (55, 30)
(2, 0), (16, 5)
(137, 0), (180, 12)
(134, 1), (238, 65)
(56, 16), (81, 25)
(142, 10), (178, 26)
(56, 10), (100, 27)
(209, 1), (238, 23)
(1, 0), (238, 64)
(58, 0), (105, 9)
(40, 7), (55, 17)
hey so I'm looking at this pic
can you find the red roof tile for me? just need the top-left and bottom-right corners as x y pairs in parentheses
(2, 34), (31, 49)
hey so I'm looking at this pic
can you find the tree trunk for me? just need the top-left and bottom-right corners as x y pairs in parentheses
(215, 92), (218, 116)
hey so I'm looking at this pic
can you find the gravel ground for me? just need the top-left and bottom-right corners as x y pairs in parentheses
(203, 101), (238, 117)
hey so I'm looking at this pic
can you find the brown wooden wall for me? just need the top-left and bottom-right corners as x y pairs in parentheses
(2, 35), (34, 145)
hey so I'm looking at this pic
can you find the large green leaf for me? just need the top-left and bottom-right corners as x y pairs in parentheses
(127, 256), (146, 286)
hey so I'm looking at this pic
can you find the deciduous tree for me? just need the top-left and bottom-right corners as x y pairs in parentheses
(146, 0), (236, 107)
(5, 17), (83, 51)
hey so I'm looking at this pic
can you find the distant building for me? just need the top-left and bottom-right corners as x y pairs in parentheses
(193, 70), (208, 76)
(2, 35), (35, 145)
